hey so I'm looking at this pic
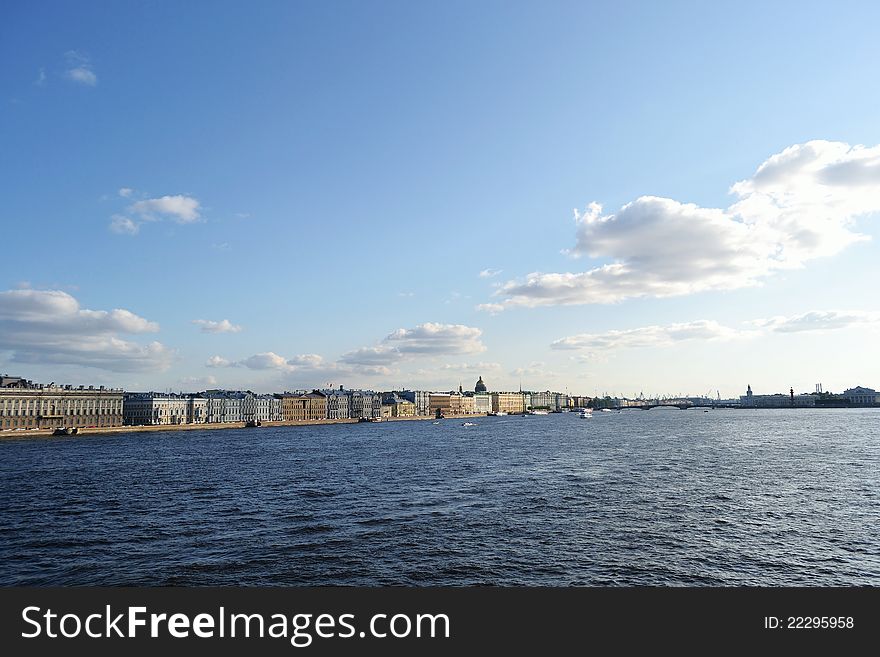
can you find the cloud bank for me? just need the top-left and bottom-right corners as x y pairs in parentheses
(486, 140), (880, 310)
(552, 309), (878, 354)
(0, 289), (171, 372)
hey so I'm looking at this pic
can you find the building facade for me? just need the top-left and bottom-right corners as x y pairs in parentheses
(281, 392), (327, 421)
(529, 391), (553, 410)
(473, 392), (491, 414)
(0, 377), (124, 430)
(843, 386), (877, 406)
(204, 391), (255, 423)
(381, 392), (416, 417)
(321, 387), (351, 420)
(491, 392), (526, 414)
(397, 390), (431, 416)
(255, 394), (283, 422)
(740, 385), (816, 408)
(123, 392), (205, 426)
(349, 390), (381, 419)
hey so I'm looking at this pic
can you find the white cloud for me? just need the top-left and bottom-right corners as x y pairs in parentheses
(479, 269), (502, 278)
(340, 322), (486, 370)
(239, 352), (291, 371)
(338, 345), (401, 367)
(64, 51), (97, 86)
(385, 322), (486, 355)
(192, 319), (242, 334)
(512, 361), (550, 378)
(0, 289), (171, 372)
(476, 303), (505, 315)
(34, 68), (46, 86)
(207, 323), (486, 384)
(552, 320), (747, 351)
(287, 354), (326, 369)
(206, 352), (327, 373)
(178, 375), (217, 388)
(130, 195), (201, 223)
(437, 361), (503, 372)
(107, 191), (203, 235)
(109, 215), (139, 235)
(751, 310), (880, 333)
(486, 140), (880, 310)
(67, 67), (97, 86)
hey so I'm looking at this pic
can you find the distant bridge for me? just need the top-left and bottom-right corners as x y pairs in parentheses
(615, 401), (742, 410)
(617, 401), (693, 410)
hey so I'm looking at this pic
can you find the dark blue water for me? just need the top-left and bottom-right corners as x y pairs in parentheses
(1, 410), (877, 585)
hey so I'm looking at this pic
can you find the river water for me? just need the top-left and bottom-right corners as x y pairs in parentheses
(1, 409), (877, 585)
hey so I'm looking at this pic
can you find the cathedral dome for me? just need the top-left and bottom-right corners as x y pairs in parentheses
(475, 376), (487, 393)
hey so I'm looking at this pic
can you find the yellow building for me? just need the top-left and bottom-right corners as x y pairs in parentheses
(491, 392), (526, 414)
(429, 392), (482, 416)
(391, 399), (415, 417)
(280, 392), (327, 421)
(459, 394), (476, 414)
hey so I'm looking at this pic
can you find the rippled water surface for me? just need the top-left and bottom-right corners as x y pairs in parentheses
(1, 410), (878, 585)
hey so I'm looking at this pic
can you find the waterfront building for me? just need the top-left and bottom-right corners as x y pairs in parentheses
(255, 394), (283, 422)
(491, 392), (526, 414)
(459, 394), (476, 415)
(740, 385), (816, 408)
(280, 391), (327, 421)
(349, 390), (381, 419)
(429, 392), (453, 416)
(321, 386), (351, 420)
(0, 377), (123, 430)
(570, 396), (592, 409)
(529, 391), (553, 410)
(553, 393), (571, 411)
(381, 392), (416, 417)
(473, 392), (491, 414)
(397, 390), (431, 416)
(189, 396), (208, 423)
(123, 392), (207, 426)
(204, 390), (255, 423)
(843, 386), (878, 406)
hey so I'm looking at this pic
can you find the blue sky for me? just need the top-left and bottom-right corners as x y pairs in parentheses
(2, 0), (879, 397)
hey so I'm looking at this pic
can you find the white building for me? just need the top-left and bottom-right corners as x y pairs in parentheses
(204, 391), (254, 423)
(740, 385), (816, 408)
(349, 390), (382, 419)
(529, 391), (553, 410)
(473, 392), (491, 414)
(843, 386), (877, 406)
(255, 394), (283, 422)
(123, 393), (207, 426)
(320, 387), (351, 420)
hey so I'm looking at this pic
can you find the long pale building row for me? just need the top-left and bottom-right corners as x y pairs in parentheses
(1, 374), (581, 430)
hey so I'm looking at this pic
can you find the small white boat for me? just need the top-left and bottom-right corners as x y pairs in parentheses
(432, 421), (440, 425)
(600, 408), (612, 413)
(461, 422), (476, 427)
(578, 410), (592, 418)
(488, 411), (508, 417)
(529, 410), (549, 415)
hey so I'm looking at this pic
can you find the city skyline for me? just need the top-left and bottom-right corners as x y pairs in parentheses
(2, 1), (880, 398)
